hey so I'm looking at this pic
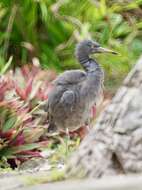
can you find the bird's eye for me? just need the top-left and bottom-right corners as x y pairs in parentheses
(94, 43), (100, 48)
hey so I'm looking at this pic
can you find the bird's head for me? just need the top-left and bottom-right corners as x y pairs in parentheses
(76, 39), (117, 56)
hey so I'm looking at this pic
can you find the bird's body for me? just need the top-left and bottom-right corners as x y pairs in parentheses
(46, 40), (116, 132)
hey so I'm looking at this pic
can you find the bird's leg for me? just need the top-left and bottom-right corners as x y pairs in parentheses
(86, 125), (91, 132)
(86, 105), (97, 130)
(85, 117), (92, 132)
(65, 127), (70, 156)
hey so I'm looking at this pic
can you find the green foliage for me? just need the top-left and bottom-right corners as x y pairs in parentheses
(0, 0), (142, 90)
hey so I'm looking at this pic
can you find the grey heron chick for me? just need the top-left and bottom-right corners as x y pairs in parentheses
(45, 40), (117, 132)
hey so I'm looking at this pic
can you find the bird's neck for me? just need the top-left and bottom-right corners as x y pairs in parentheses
(77, 52), (103, 74)
(77, 52), (104, 104)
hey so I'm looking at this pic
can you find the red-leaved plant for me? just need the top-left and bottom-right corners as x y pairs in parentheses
(0, 64), (56, 168)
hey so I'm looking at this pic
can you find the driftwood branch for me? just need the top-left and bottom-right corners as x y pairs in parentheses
(66, 56), (142, 178)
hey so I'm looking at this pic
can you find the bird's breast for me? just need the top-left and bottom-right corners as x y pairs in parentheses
(80, 74), (103, 104)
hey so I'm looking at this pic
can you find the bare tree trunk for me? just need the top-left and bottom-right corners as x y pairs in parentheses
(66, 56), (142, 178)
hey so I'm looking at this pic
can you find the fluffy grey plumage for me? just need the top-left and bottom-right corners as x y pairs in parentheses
(45, 39), (117, 132)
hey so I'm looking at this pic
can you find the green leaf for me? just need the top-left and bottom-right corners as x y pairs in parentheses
(3, 116), (17, 132)
(0, 143), (41, 157)
(100, 25), (110, 44)
(0, 56), (13, 74)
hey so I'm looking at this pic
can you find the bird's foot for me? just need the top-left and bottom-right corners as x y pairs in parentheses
(69, 125), (91, 139)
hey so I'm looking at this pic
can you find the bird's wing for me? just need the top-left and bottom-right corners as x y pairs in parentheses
(53, 70), (87, 85)
(60, 90), (75, 111)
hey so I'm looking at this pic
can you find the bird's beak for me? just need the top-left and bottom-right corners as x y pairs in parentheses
(96, 47), (118, 55)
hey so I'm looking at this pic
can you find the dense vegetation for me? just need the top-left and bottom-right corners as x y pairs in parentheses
(0, 0), (142, 91)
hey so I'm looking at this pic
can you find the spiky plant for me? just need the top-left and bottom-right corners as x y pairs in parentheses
(0, 63), (56, 168)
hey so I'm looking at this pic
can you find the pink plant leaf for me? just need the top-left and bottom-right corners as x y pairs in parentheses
(37, 88), (45, 100)
(21, 64), (31, 80)
(39, 140), (49, 147)
(0, 82), (8, 101)
(14, 82), (26, 100)
(9, 132), (25, 146)
(17, 150), (42, 157)
(30, 65), (40, 77)
(25, 77), (33, 98)
(0, 129), (17, 140)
